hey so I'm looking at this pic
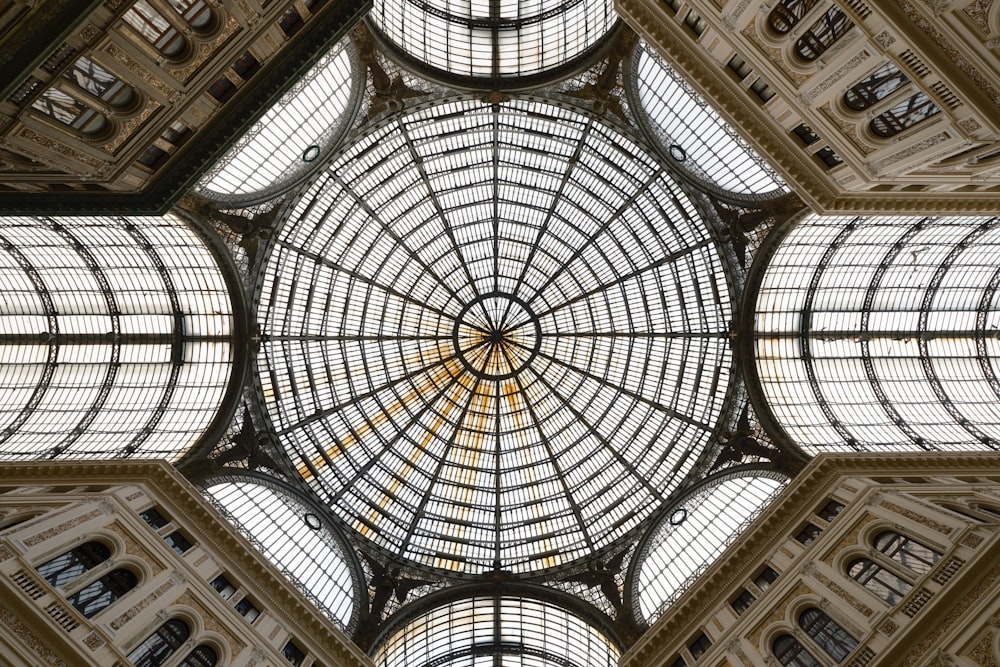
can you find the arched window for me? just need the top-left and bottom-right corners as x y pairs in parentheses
(123, 1), (186, 56)
(794, 8), (854, 61)
(799, 608), (858, 662)
(128, 618), (190, 667)
(847, 558), (911, 605)
(773, 634), (822, 667)
(874, 531), (940, 575)
(844, 63), (909, 111)
(37, 541), (111, 587)
(31, 88), (108, 135)
(66, 568), (137, 618)
(178, 645), (218, 667)
(64, 56), (135, 109)
(870, 92), (940, 137)
(768, 0), (819, 34)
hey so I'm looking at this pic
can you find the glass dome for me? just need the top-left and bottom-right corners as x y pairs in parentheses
(368, 0), (617, 83)
(256, 96), (734, 576)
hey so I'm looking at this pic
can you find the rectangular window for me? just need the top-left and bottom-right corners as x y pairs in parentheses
(688, 632), (712, 659)
(235, 596), (260, 622)
(211, 574), (237, 599)
(754, 566), (778, 591)
(816, 499), (845, 522)
(730, 589), (756, 615)
(163, 530), (193, 554)
(140, 507), (169, 529)
(795, 523), (822, 546)
(283, 640), (306, 666)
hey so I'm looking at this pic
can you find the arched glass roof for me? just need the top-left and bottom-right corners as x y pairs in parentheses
(0, 214), (234, 460)
(632, 42), (786, 198)
(754, 214), (1000, 452)
(372, 595), (620, 667)
(205, 477), (358, 631)
(368, 0), (617, 82)
(256, 96), (734, 575)
(196, 39), (358, 203)
(633, 470), (787, 624)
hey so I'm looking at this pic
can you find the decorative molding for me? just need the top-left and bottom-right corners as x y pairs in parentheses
(104, 43), (174, 96)
(103, 522), (164, 575)
(821, 511), (879, 566)
(165, 13), (240, 84)
(0, 600), (64, 666)
(748, 582), (813, 647)
(83, 631), (105, 650)
(965, 633), (998, 667)
(879, 618), (899, 636)
(893, 0), (1000, 104)
(110, 578), (175, 630)
(873, 30), (896, 49)
(871, 132), (951, 173)
(23, 508), (103, 546)
(741, 16), (810, 87)
(819, 102), (875, 155)
(900, 561), (1000, 665)
(808, 52), (868, 100)
(961, 1), (992, 35)
(813, 569), (875, 618)
(879, 499), (954, 534)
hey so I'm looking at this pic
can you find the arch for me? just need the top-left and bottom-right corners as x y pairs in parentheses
(36, 540), (111, 587)
(793, 7), (854, 62)
(66, 567), (138, 618)
(767, 0), (820, 34)
(798, 607), (857, 662)
(870, 92), (941, 137)
(123, 0), (188, 58)
(30, 86), (110, 136)
(847, 557), (911, 606)
(873, 530), (941, 575)
(178, 644), (218, 667)
(128, 618), (191, 667)
(843, 63), (909, 111)
(773, 634), (822, 667)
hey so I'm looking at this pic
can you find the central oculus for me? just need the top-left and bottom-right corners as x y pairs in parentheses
(454, 293), (542, 381)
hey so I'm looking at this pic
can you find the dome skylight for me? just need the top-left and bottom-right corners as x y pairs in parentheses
(256, 96), (734, 576)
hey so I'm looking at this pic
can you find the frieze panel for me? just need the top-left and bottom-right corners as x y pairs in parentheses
(740, 16), (810, 87)
(15, 129), (104, 169)
(871, 132), (951, 173)
(23, 509), (103, 546)
(964, 533), (985, 548)
(813, 569), (875, 618)
(0, 600), (64, 666)
(966, 631), (999, 667)
(879, 500), (954, 534)
(808, 52), (869, 100)
(109, 579), (174, 630)
(104, 43), (174, 96)
(819, 102), (875, 155)
(893, 0), (1000, 104)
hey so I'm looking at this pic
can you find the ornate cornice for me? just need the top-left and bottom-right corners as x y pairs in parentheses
(620, 451), (1000, 666)
(0, 459), (372, 666)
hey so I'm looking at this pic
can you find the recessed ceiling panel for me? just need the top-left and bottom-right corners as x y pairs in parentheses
(257, 98), (733, 575)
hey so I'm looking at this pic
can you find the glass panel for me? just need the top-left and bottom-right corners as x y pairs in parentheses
(871, 93), (940, 137)
(754, 215), (1000, 452)
(773, 634), (822, 667)
(368, 0), (616, 79)
(204, 480), (356, 631)
(128, 619), (190, 667)
(844, 63), (908, 111)
(37, 541), (110, 587)
(258, 98), (733, 575)
(848, 558), (911, 605)
(874, 531), (940, 575)
(373, 597), (619, 667)
(0, 215), (235, 461)
(799, 607), (858, 662)
(67, 568), (137, 618)
(636, 473), (786, 623)
(634, 42), (786, 195)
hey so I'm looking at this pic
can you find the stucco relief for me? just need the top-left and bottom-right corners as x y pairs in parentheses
(961, 0), (993, 35)
(22, 509), (103, 546)
(965, 631), (998, 667)
(740, 16), (810, 87)
(0, 600), (64, 666)
(173, 590), (246, 658)
(165, 13), (240, 84)
(819, 102), (876, 155)
(748, 582), (814, 647)
(109, 579), (174, 630)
